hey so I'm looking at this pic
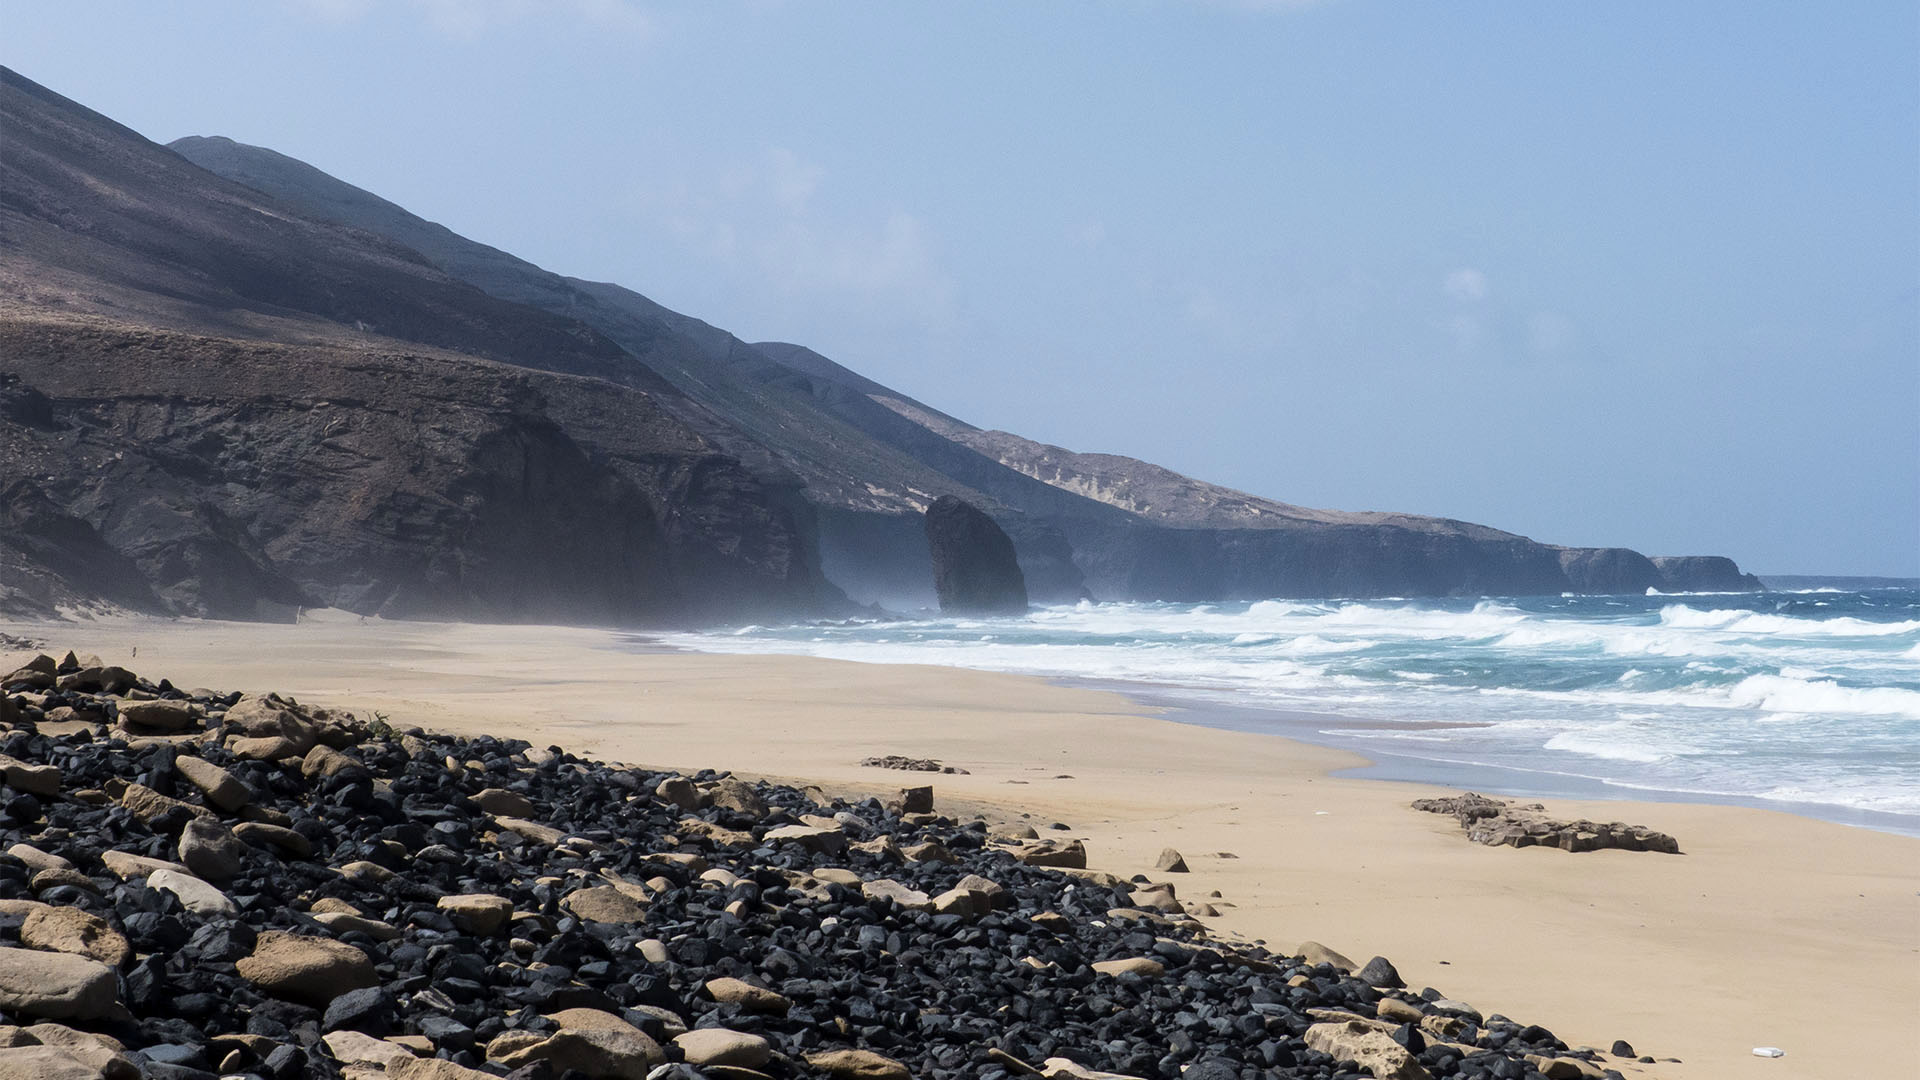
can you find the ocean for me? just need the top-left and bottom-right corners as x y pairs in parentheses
(657, 586), (1920, 833)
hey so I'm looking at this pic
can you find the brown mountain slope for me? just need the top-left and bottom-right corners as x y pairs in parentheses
(0, 67), (835, 620)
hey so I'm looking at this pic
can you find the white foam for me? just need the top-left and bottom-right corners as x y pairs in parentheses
(1542, 727), (1674, 764)
(1659, 604), (1920, 637)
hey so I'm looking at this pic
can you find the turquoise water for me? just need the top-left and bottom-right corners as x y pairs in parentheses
(659, 588), (1920, 826)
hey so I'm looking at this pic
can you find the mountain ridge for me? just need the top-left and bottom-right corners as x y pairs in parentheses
(0, 67), (1760, 621)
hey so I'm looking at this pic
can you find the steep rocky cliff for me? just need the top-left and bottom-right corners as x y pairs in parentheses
(0, 68), (836, 621)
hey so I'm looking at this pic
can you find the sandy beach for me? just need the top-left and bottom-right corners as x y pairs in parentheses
(5, 615), (1915, 1079)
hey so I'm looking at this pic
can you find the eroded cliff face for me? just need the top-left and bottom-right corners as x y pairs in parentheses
(0, 320), (832, 623)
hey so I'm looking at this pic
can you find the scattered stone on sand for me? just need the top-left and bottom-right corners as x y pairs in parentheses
(858, 754), (969, 774)
(671, 1027), (771, 1068)
(0, 660), (1631, 1080)
(1413, 792), (1682, 854)
(1153, 846), (1189, 873)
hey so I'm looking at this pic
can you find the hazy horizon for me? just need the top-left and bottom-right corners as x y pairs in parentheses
(7, 1), (1915, 575)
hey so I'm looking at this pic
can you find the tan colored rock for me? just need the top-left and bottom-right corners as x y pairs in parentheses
(1153, 847), (1189, 873)
(174, 755), (249, 811)
(233, 821), (311, 857)
(1297, 940), (1358, 973)
(0, 756), (61, 797)
(1040, 1059), (1146, 1079)
(221, 696), (317, 755)
(1526, 1057), (1608, 1080)
(322, 1029), (411, 1068)
(1091, 957), (1165, 978)
(16, 1025), (136, 1078)
(0, 948), (119, 1020)
(672, 1028), (770, 1068)
(703, 977), (789, 1013)
(492, 816), (566, 846)
(1304, 1020), (1430, 1080)
(312, 912), (401, 942)
(654, 776), (702, 810)
(901, 840), (956, 864)
(0, 1044), (134, 1079)
(1014, 839), (1086, 868)
(147, 869), (237, 917)
(178, 816), (247, 881)
(119, 782), (210, 825)
(226, 735), (302, 761)
(301, 744), (364, 780)
(1129, 887), (1183, 915)
(707, 778), (768, 817)
(850, 835), (900, 860)
(115, 700), (199, 734)
(487, 1009), (665, 1077)
(860, 879), (933, 912)
(98, 851), (185, 882)
(29, 869), (95, 895)
(235, 931), (377, 1006)
(471, 788), (535, 817)
(20, 907), (130, 967)
(562, 885), (647, 924)
(6, 845), (71, 874)
(804, 1048), (914, 1079)
(389, 1058), (496, 1080)
(1378, 998), (1424, 1024)
(932, 886), (986, 917)
(762, 824), (845, 855)
(437, 894), (512, 936)
(677, 817), (757, 847)
(336, 861), (394, 884)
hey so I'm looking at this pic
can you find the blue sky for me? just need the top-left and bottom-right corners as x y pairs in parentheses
(7, 1), (1916, 574)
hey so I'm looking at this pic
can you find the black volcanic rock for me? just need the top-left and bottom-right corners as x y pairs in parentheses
(924, 497), (1029, 615)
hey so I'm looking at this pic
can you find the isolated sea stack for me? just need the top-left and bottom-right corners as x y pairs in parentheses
(924, 496), (1029, 614)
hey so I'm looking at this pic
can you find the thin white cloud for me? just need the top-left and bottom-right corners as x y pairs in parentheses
(1443, 267), (1489, 303)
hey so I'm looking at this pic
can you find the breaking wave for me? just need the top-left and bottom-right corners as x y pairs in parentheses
(660, 587), (1920, 823)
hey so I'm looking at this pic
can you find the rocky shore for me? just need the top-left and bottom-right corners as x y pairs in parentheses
(0, 651), (1657, 1080)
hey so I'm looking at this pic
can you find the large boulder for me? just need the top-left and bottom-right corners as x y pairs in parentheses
(923, 496), (1028, 615)
(0, 947), (120, 1020)
(235, 931), (377, 1006)
(1305, 1019), (1430, 1080)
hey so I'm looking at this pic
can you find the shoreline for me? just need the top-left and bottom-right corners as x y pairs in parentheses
(5, 615), (1918, 1077)
(1081, 683), (1920, 838)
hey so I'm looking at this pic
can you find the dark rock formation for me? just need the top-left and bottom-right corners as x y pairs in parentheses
(1413, 793), (1682, 854)
(924, 497), (1029, 615)
(1652, 556), (1765, 593)
(0, 67), (838, 622)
